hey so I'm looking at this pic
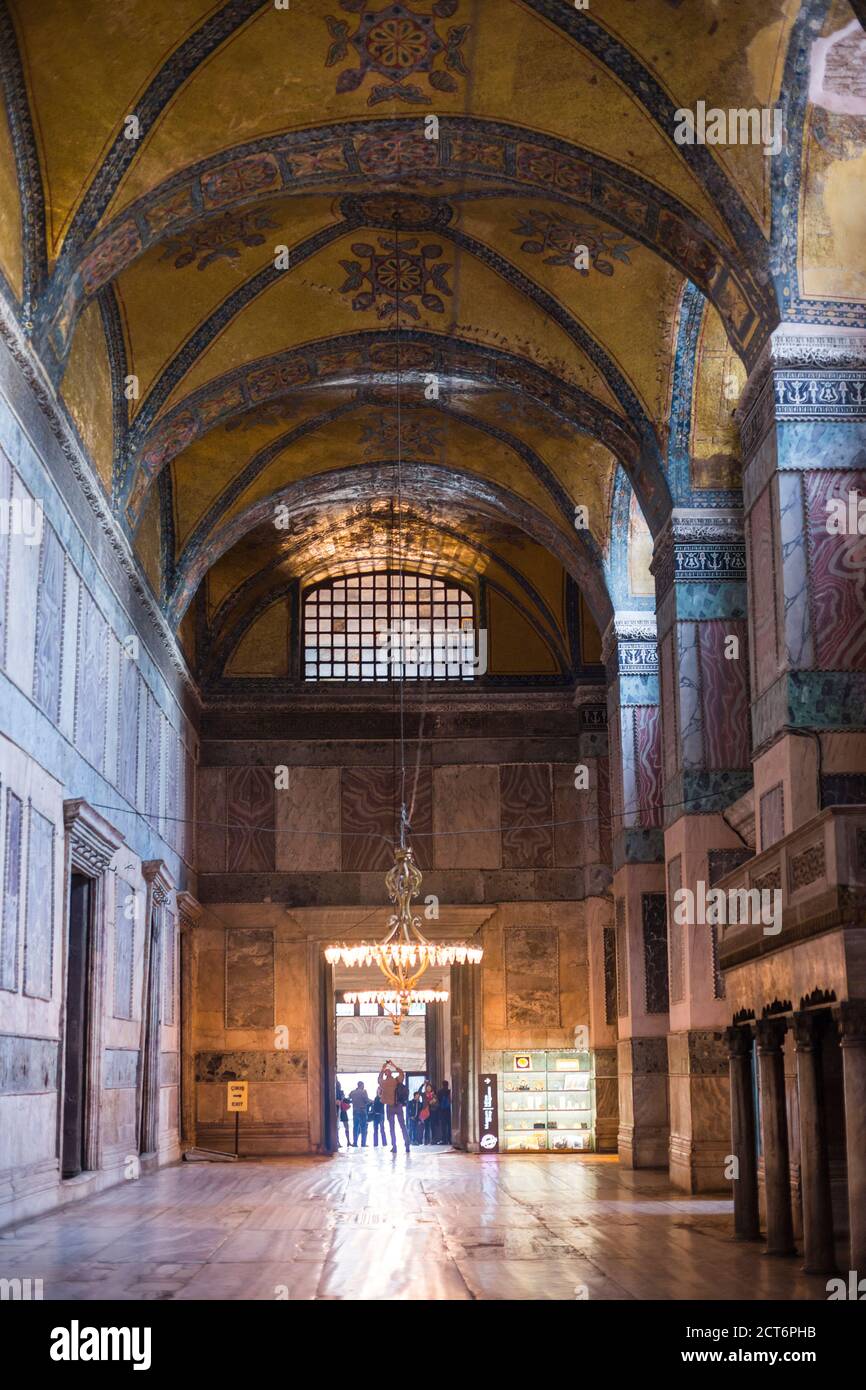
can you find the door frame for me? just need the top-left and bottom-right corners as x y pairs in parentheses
(59, 800), (124, 1178)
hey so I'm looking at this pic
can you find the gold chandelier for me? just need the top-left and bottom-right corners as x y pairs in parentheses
(325, 843), (483, 1032)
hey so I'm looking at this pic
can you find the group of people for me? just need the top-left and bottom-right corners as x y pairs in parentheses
(336, 1063), (451, 1152)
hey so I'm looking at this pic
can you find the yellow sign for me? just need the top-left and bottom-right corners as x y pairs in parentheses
(227, 1081), (248, 1112)
(514, 1054), (531, 1071)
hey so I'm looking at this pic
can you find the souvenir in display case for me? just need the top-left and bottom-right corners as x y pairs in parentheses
(499, 1049), (595, 1152)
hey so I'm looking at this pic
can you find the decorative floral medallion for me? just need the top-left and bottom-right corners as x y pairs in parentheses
(341, 191), (452, 231)
(325, 1), (469, 105)
(338, 237), (452, 319)
(360, 413), (444, 457)
(158, 208), (279, 271)
(512, 210), (636, 277)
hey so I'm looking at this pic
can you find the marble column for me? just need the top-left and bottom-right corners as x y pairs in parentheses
(736, 325), (866, 842)
(836, 1001), (866, 1274)
(791, 1011), (835, 1273)
(755, 1017), (795, 1256)
(602, 615), (669, 1167)
(653, 512), (751, 1192)
(724, 1024), (760, 1240)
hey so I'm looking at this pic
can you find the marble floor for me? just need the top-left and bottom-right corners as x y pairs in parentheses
(0, 1149), (833, 1301)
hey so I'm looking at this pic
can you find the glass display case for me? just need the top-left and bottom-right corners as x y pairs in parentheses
(500, 1049), (594, 1153)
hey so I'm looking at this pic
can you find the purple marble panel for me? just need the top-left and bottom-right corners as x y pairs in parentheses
(805, 469), (866, 671)
(32, 522), (65, 723)
(697, 621), (750, 769)
(74, 585), (108, 772)
(748, 486), (780, 695)
(24, 807), (54, 1000)
(226, 766), (274, 872)
(341, 767), (433, 871)
(633, 706), (662, 827)
(499, 763), (554, 869)
(0, 790), (23, 991)
(196, 766), (226, 871)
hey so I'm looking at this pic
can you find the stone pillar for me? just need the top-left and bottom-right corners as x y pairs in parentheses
(755, 1017), (795, 1256)
(584, 896), (618, 1154)
(837, 1001), (866, 1274)
(653, 512), (751, 1192)
(736, 325), (866, 842)
(791, 1012), (835, 1273)
(602, 615), (669, 1167)
(176, 891), (202, 1149)
(724, 1024), (760, 1240)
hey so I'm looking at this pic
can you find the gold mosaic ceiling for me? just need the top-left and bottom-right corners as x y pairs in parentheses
(0, 0), (861, 678)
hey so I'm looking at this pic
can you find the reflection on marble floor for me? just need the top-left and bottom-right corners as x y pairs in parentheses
(0, 1150), (832, 1301)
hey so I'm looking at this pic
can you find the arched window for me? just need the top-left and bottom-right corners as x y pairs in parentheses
(303, 572), (477, 682)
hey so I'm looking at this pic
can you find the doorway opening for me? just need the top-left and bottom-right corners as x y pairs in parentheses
(61, 872), (91, 1179)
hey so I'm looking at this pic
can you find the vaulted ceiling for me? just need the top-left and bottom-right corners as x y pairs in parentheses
(0, 0), (862, 686)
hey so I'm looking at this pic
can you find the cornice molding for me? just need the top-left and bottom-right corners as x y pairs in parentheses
(737, 323), (866, 422)
(63, 798), (125, 875)
(142, 858), (176, 907)
(175, 890), (203, 928)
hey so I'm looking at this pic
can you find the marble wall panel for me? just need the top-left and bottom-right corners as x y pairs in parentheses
(225, 929), (275, 1029)
(32, 522), (64, 723)
(226, 766), (274, 873)
(4, 471), (40, 694)
(103, 1048), (139, 1089)
(74, 583), (108, 774)
(805, 468), (866, 671)
(116, 658), (140, 806)
(113, 881), (135, 1019)
(23, 806), (54, 1000)
(603, 925), (617, 1025)
(668, 854), (684, 1002)
(0, 448), (9, 668)
(341, 765), (433, 871)
(698, 620), (750, 769)
(433, 764), (500, 869)
(748, 484), (780, 696)
(633, 706), (662, 826)
(0, 789), (22, 991)
(197, 766), (227, 871)
(759, 782), (785, 851)
(0, 1035), (58, 1093)
(641, 892), (669, 1015)
(145, 690), (161, 823)
(499, 764), (554, 870)
(276, 766), (341, 871)
(504, 925), (559, 1026)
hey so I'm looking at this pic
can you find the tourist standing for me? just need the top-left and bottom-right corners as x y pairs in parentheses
(348, 1079), (370, 1147)
(371, 1087), (388, 1147)
(335, 1080), (350, 1147)
(377, 1059), (410, 1154)
(436, 1080), (452, 1144)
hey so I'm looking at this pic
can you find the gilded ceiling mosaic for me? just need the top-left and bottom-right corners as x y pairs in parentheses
(0, 0), (862, 686)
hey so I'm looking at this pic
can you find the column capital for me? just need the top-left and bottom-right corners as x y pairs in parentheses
(791, 1010), (823, 1051)
(755, 1016), (788, 1054)
(737, 323), (866, 461)
(601, 612), (658, 678)
(651, 510), (746, 604)
(724, 1024), (754, 1059)
(176, 891), (203, 930)
(834, 1000), (866, 1046)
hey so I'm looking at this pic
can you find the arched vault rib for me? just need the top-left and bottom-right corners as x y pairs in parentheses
(123, 212), (660, 471)
(126, 331), (671, 534)
(166, 391), (614, 593)
(38, 119), (775, 371)
(166, 460), (614, 635)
